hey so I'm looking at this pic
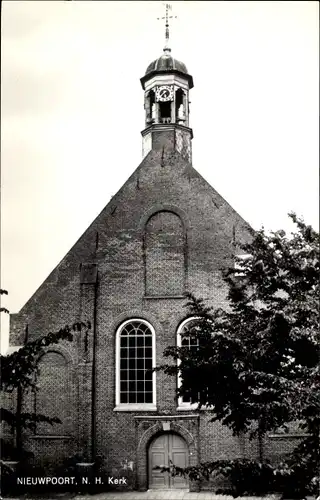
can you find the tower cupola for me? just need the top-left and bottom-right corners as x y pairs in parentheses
(143, 48), (193, 88)
(140, 4), (194, 163)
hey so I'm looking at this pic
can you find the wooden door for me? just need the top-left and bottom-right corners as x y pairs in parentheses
(148, 433), (189, 490)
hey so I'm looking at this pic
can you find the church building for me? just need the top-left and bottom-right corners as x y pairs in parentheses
(7, 13), (289, 492)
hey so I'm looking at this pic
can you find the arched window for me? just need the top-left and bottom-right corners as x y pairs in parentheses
(145, 90), (155, 125)
(159, 101), (171, 123)
(176, 317), (201, 409)
(115, 319), (156, 410)
(35, 351), (70, 435)
(145, 211), (185, 297)
(175, 88), (186, 124)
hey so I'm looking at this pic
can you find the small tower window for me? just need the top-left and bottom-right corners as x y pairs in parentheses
(175, 88), (185, 124)
(159, 101), (171, 124)
(146, 90), (156, 125)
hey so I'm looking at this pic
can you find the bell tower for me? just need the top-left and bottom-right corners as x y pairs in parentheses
(140, 4), (194, 163)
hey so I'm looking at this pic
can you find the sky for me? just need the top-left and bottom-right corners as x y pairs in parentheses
(1, 1), (319, 353)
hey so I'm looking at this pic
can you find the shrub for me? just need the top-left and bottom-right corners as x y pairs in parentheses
(274, 459), (320, 498)
(155, 457), (319, 498)
(204, 459), (275, 496)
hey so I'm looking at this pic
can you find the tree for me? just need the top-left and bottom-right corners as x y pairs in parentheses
(0, 289), (91, 464)
(157, 213), (319, 492)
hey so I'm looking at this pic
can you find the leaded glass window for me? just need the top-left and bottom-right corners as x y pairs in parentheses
(177, 317), (201, 406)
(118, 320), (154, 405)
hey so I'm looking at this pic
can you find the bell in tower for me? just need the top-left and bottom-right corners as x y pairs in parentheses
(140, 4), (194, 163)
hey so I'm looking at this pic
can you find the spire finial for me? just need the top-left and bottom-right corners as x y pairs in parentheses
(157, 2), (177, 53)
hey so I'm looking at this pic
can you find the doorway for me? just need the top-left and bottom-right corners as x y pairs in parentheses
(148, 432), (189, 490)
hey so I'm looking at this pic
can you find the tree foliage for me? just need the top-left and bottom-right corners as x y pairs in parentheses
(0, 288), (9, 314)
(157, 213), (319, 491)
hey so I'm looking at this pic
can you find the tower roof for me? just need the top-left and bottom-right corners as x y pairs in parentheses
(145, 48), (188, 75)
(141, 47), (194, 89)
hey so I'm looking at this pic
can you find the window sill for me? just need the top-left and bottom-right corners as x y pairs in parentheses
(30, 435), (72, 440)
(177, 405), (215, 411)
(113, 404), (157, 412)
(177, 405), (199, 411)
(144, 295), (185, 300)
(268, 433), (309, 439)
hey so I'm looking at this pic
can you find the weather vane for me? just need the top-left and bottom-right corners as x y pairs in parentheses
(157, 2), (177, 51)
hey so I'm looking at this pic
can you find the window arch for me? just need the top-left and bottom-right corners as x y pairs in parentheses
(144, 211), (185, 297)
(176, 317), (202, 409)
(35, 351), (70, 435)
(115, 319), (156, 410)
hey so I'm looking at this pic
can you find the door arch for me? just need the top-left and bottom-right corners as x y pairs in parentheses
(148, 432), (189, 490)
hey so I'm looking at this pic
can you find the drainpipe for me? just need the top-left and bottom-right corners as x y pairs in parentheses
(16, 325), (29, 454)
(91, 278), (98, 462)
(76, 264), (98, 489)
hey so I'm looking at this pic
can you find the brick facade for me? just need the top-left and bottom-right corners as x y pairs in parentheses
(8, 138), (257, 489)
